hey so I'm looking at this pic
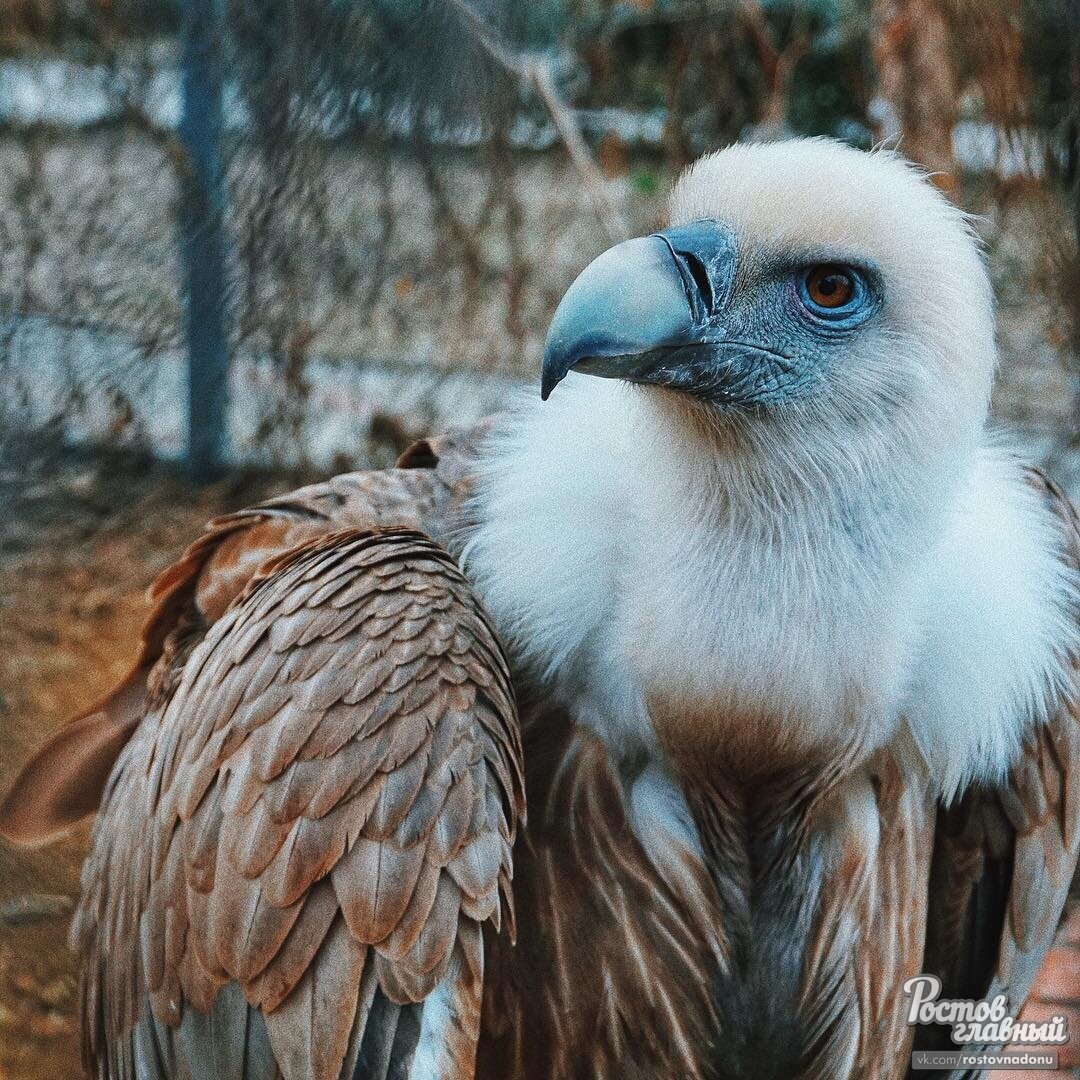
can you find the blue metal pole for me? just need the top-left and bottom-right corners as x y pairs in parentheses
(180, 0), (231, 481)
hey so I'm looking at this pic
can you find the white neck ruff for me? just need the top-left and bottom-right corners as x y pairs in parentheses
(464, 378), (1077, 800)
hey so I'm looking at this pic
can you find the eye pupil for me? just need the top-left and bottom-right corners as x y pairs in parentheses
(805, 266), (856, 310)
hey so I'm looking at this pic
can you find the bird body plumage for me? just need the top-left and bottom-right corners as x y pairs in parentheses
(2, 140), (1078, 1080)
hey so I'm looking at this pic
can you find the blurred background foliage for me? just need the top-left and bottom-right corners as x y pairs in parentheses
(0, 0), (1076, 474)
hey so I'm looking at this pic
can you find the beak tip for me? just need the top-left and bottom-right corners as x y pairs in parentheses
(540, 346), (567, 401)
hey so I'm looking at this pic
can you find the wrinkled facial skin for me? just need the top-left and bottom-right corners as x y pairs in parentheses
(541, 218), (885, 410)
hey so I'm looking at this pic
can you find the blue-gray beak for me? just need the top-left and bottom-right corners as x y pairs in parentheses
(541, 220), (737, 400)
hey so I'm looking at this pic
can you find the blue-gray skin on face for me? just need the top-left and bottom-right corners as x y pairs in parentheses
(540, 218), (884, 407)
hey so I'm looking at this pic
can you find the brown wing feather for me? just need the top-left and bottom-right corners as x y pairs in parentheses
(73, 526), (522, 1080)
(0, 423), (488, 846)
(916, 468), (1080, 1066)
(841, 753), (936, 1079)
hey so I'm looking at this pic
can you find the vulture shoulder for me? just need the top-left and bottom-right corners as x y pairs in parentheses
(914, 467), (1080, 1070)
(0, 424), (488, 846)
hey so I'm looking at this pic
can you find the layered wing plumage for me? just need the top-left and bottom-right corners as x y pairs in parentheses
(74, 526), (522, 1080)
(0, 420), (519, 1080)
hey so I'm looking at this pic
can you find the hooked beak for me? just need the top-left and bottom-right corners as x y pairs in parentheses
(541, 219), (739, 401)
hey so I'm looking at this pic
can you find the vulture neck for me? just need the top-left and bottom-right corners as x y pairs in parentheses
(467, 379), (1074, 799)
(618, 392), (946, 774)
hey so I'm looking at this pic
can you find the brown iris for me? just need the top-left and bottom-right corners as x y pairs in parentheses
(804, 265), (855, 309)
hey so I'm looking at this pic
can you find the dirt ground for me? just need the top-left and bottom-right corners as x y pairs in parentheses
(0, 440), (1078, 1079)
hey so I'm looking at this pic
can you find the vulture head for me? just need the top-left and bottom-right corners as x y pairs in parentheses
(542, 137), (994, 478)
(471, 137), (1073, 798)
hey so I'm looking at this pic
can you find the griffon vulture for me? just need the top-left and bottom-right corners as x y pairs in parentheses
(1, 138), (1078, 1080)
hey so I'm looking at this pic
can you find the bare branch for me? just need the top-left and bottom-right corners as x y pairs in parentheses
(442, 0), (523, 74)
(527, 58), (630, 242)
(442, 0), (629, 242)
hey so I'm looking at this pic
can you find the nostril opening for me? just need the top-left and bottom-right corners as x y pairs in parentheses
(681, 252), (714, 314)
(654, 218), (736, 322)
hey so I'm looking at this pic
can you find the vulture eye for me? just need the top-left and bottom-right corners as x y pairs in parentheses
(799, 265), (864, 318)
